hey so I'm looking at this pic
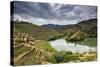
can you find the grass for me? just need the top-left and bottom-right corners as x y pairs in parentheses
(35, 40), (56, 52)
(77, 37), (97, 47)
(14, 45), (31, 57)
(65, 37), (97, 47)
(15, 49), (38, 66)
(46, 51), (97, 63)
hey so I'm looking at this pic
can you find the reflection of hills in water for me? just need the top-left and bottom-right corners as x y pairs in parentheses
(50, 39), (96, 53)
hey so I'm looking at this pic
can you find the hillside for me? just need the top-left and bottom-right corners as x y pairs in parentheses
(41, 19), (97, 41)
(42, 24), (68, 32)
(12, 31), (57, 65)
(13, 19), (97, 42)
(64, 19), (97, 41)
(13, 21), (61, 41)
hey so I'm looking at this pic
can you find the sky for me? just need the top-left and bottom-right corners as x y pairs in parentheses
(11, 1), (97, 26)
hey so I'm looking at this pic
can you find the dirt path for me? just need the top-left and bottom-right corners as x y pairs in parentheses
(14, 42), (50, 64)
(13, 43), (24, 48)
(14, 47), (34, 63)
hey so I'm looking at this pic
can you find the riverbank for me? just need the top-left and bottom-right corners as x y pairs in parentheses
(50, 39), (96, 53)
(46, 50), (97, 64)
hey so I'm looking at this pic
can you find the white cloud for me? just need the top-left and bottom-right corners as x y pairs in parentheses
(13, 14), (78, 26)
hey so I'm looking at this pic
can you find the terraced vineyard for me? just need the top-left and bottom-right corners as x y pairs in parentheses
(12, 32), (56, 66)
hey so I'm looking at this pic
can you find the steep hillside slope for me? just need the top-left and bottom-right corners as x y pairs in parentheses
(13, 21), (61, 40)
(63, 19), (97, 40)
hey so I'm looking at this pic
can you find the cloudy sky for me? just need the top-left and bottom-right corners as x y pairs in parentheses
(11, 1), (97, 26)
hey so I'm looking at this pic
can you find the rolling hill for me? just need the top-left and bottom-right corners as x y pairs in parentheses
(13, 21), (61, 41)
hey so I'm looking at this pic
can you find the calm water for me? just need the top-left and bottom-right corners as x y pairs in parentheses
(50, 39), (96, 53)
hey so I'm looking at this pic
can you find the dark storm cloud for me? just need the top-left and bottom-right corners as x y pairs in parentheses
(13, 1), (54, 19)
(12, 1), (97, 25)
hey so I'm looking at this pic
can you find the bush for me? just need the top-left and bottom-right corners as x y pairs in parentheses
(63, 55), (78, 62)
(47, 55), (57, 63)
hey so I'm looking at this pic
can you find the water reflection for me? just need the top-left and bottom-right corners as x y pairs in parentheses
(50, 39), (96, 53)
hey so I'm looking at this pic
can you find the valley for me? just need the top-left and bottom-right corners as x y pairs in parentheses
(11, 18), (97, 66)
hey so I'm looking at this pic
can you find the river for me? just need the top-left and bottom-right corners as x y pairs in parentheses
(50, 39), (96, 53)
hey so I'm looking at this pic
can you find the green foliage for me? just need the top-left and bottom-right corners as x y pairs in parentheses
(66, 31), (88, 41)
(48, 34), (63, 41)
(47, 51), (73, 63)
(63, 55), (79, 62)
(47, 55), (57, 63)
(77, 37), (97, 47)
(62, 19), (97, 42)
(59, 51), (73, 57)
(14, 46), (31, 57)
(35, 40), (56, 52)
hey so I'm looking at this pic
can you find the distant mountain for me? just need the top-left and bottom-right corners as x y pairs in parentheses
(42, 24), (65, 32)
(41, 24), (74, 32)
(42, 24), (65, 29)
